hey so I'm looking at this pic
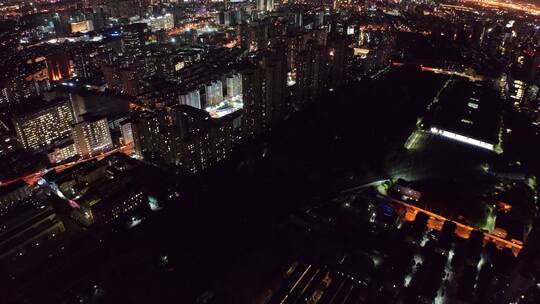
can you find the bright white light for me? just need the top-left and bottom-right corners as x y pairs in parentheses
(467, 102), (478, 109)
(420, 232), (429, 247)
(430, 127), (494, 151)
(129, 217), (142, 228)
(204, 95), (243, 118)
(404, 274), (412, 287)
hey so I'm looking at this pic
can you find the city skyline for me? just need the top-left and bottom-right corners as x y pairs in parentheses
(1, 0), (540, 303)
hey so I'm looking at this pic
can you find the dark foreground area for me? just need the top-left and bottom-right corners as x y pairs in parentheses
(4, 67), (540, 304)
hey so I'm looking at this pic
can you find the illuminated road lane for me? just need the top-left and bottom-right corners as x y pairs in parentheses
(289, 268), (322, 304)
(280, 265), (317, 304)
(0, 144), (133, 187)
(270, 264), (312, 304)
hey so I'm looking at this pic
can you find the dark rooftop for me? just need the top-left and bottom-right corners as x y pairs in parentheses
(424, 79), (502, 145)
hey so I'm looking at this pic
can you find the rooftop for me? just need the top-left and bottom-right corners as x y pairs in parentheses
(423, 79), (502, 151)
